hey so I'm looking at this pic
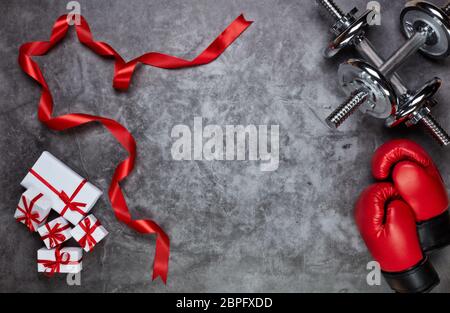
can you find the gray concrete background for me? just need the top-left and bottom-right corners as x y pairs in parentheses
(1, 0), (450, 292)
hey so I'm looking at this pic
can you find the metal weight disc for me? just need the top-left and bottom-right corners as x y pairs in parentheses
(338, 59), (398, 119)
(323, 9), (373, 58)
(401, 1), (450, 58)
(386, 77), (441, 127)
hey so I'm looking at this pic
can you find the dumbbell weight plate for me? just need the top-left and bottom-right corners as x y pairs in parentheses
(385, 77), (441, 127)
(401, 1), (450, 58)
(338, 59), (398, 119)
(324, 9), (373, 58)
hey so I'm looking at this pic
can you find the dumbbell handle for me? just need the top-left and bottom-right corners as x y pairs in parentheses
(379, 30), (428, 77)
(355, 38), (408, 95)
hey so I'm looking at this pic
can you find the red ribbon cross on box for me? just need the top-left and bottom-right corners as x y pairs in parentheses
(16, 193), (44, 232)
(78, 218), (101, 251)
(41, 222), (71, 248)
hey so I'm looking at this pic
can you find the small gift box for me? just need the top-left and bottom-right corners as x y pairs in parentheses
(71, 214), (108, 252)
(38, 217), (72, 249)
(37, 247), (83, 275)
(21, 151), (102, 225)
(14, 187), (51, 232)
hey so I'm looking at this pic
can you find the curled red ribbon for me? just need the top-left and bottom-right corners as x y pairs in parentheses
(78, 218), (101, 251)
(16, 193), (44, 232)
(41, 222), (71, 248)
(18, 14), (252, 283)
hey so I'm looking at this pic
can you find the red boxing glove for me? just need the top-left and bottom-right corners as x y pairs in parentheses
(355, 183), (439, 293)
(372, 139), (450, 253)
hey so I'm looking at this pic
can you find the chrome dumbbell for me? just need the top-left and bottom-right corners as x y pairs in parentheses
(318, 0), (450, 92)
(334, 59), (448, 145)
(318, 0), (450, 146)
(317, 0), (409, 96)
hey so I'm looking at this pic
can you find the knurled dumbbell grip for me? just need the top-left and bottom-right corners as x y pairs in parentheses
(419, 115), (450, 146)
(317, 0), (345, 20)
(326, 90), (369, 128)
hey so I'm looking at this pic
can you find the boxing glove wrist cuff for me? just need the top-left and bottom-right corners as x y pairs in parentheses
(418, 210), (450, 253)
(382, 257), (439, 293)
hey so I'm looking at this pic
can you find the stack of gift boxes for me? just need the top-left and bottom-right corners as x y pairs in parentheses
(14, 151), (108, 275)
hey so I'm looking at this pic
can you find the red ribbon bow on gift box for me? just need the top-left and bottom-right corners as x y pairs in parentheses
(29, 169), (88, 217)
(18, 13), (252, 283)
(16, 193), (44, 232)
(78, 218), (101, 251)
(38, 248), (80, 277)
(59, 183), (87, 216)
(41, 222), (71, 248)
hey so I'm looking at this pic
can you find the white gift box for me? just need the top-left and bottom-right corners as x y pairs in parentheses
(14, 187), (51, 232)
(38, 216), (72, 249)
(21, 151), (102, 225)
(71, 214), (108, 252)
(37, 247), (83, 274)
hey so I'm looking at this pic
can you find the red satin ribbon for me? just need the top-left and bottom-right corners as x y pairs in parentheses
(16, 193), (44, 232)
(30, 169), (87, 217)
(78, 218), (101, 251)
(18, 14), (252, 283)
(38, 248), (80, 277)
(41, 222), (71, 248)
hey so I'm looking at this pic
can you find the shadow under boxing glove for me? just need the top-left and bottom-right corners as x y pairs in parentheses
(372, 139), (450, 253)
(355, 183), (439, 293)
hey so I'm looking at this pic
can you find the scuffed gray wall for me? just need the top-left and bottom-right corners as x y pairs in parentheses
(1, 0), (449, 292)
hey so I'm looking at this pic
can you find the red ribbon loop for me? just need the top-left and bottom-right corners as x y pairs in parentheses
(79, 218), (101, 251)
(18, 14), (252, 283)
(16, 193), (44, 232)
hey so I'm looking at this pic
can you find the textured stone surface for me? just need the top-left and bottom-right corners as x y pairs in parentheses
(1, 0), (450, 292)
